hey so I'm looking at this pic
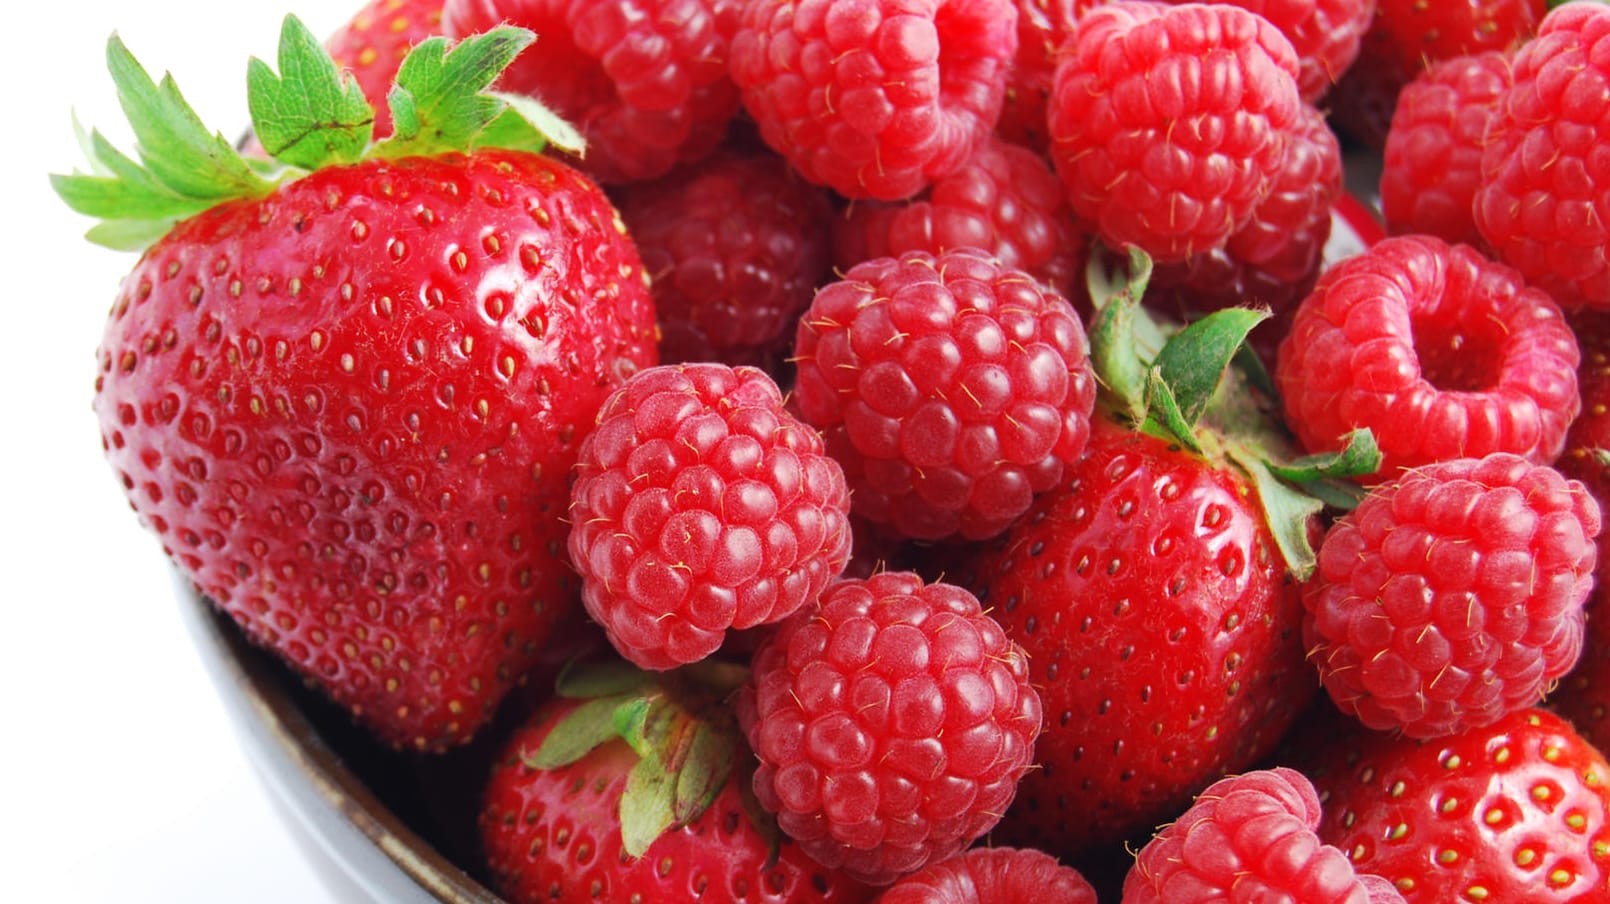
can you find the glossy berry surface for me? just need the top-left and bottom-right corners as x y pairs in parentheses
(1305, 453), (1600, 739)
(1173, 0), (1376, 103)
(568, 363), (852, 670)
(1276, 234), (1581, 476)
(875, 846), (1097, 904)
(730, 0), (1019, 201)
(793, 249), (1096, 542)
(1046, 1), (1304, 261)
(740, 572), (1042, 886)
(1123, 767), (1407, 904)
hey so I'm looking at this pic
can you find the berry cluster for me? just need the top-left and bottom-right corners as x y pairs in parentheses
(61, 0), (1610, 902)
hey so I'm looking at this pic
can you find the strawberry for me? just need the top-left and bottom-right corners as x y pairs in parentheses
(1285, 705), (1610, 903)
(54, 18), (655, 751)
(963, 252), (1382, 860)
(478, 660), (874, 903)
(325, 0), (446, 137)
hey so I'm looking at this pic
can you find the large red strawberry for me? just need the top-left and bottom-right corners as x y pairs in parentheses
(963, 252), (1381, 860)
(479, 661), (873, 903)
(54, 18), (654, 750)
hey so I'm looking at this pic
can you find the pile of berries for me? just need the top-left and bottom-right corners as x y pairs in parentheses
(60, 0), (1610, 900)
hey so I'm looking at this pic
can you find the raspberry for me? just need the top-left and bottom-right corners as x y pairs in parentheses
(831, 134), (1088, 299)
(1476, 1), (1610, 309)
(876, 846), (1098, 904)
(996, 0), (1101, 150)
(567, 363), (852, 670)
(617, 149), (835, 370)
(729, 0), (1019, 201)
(1275, 234), (1581, 476)
(1123, 767), (1407, 904)
(1046, 1), (1304, 262)
(1303, 453), (1600, 739)
(442, 0), (742, 184)
(1380, 51), (1510, 250)
(739, 571), (1042, 886)
(791, 248), (1097, 541)
(1174, 0), (1376, 103)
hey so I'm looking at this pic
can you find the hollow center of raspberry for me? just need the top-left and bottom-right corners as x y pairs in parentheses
(1412, 319), (1504, 392)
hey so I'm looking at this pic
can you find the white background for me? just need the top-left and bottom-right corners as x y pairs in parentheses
(8, 2), (374, 901)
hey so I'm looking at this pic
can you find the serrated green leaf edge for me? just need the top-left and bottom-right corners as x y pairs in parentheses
(247, 15), (373, 170)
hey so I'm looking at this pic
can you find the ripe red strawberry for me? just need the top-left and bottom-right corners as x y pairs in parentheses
(616, 148), (835, 370)
(729, 0), (1020, 201)
(1287, 705), (1610, 904)
(1122, 767), (1407, 903)
(56, 20), (655, 750)
(479, 663), (874, 903)
(739, 571), (1043, 885)
(874, 846), (1098, 903)
(442, 0), (744, 184)
(325, 0), (446, 137)
(566, 363), (853, 670)
(963, 254), (1380, 861)
(1477, 0), (1610, 310)
(791, 248), (1097, 542)
(1275, 234), (1581, 477)
(1379, 50), (1510, 250)
(1046, 1), (1305, 262)
(1304, 453), (1600, 739)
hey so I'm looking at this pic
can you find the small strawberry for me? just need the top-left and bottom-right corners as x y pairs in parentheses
(325, 0), (446, 137)
(964, 251), (1382, 860)
(479, 660), (874, 903)
(874, 846), (1098, 904)
(1285, 705), (1610, 904)
(55, 18), (652, 750)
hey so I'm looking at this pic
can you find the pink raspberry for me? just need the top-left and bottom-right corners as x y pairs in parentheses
(1046, 1), (1304, 262)
(442, 0), (741, 184)
(616, 149), (835, 370)
(1476, 1), (1610, 309)
(1275, 234), (1581, 476)
(792, 248), (1097, 541)
(1172, 0), (1376, 103)
(1303, 453), (1600, 739)
(876, 846), (1097, 903)
(1381, 50), (1511, 250)
(567, 363), (852, 670)
(831, 134), (1088, 299)
(739, 571), (1042, 886)
(729, 0), (1019, 201)
(1122, 767), (1407, 904)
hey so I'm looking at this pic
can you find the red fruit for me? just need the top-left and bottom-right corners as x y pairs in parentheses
(791, 248), (1097, 542)
(831, 134), (1089, 300)
(739, 572), (1043, 886)
(729, 0), (1020, 201)
(874, 846), (1098, 904)
(1477, 1), (1610, 310)
(1275, 234), (1581, 477)
(1304, 453), (1600, 739)
(325, 0), (445, 137)
(1122, 767), (1407, 904)
(568, 363), (853, 670)
(442, 0), (743, 184)
(1046, 1), (1304, 262)
(617, 149), (835, 370)
(967, 416), (1316, 858)
(1291, 706), (1610, 904)
(480, 670), (874, 904)
(60, 23), (658, 750)
(1169, 0), (1377, 103)
(1380, 50), (1511, 250)
(996, 0), (1102, 151)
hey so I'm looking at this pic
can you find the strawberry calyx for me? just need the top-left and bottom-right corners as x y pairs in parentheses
(523, 658), (776, 860)
(1086, 247), (1381, 578)
(52, 14), (584, 251)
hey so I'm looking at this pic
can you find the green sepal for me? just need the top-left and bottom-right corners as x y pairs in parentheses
(1086, 245), (1161, 424)
(1264, 427), (1381, 485)
(526, 694), (636, 769)
(621, 754), (679, 858)
(377, 28), (551, 159)
(1149, 307), (1269, 433)
(1227, 445), (1327, 580)
(555, 657), (655, 699)
(1146, 369), (1203, 455)
(480, 91), (587, 156)
(247, 14), (374, 170)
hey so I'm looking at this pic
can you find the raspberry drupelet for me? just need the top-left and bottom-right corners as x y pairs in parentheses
(791, 247), (1097, 542)
(1173, 0), (1377, 103)
(1275, 234), (1581, 477)
(1303, 453), (1600, 739)
(875, 846), (1098, 903)
(567, 363), (853, 670)
(739, 571), (1042, 886)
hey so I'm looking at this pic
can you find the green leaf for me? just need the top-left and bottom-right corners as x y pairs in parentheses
(377, 27), (537, 159)
(555, 659), (653, 699)
(482, 91), (586, 155)
(1228, 448), (1325, 580)
(1086, 246), (1161, 424)
(620, 756), (678, 858)
(247, 14), (374, 170)
(1151, 307), (1269, 432)
(525, 695), (632, 769)
(1145, 369), (1203, 455)
(673, 722), (734, 826)
(83, 218), (178, 251)
(1265, 428), (1382, 485)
